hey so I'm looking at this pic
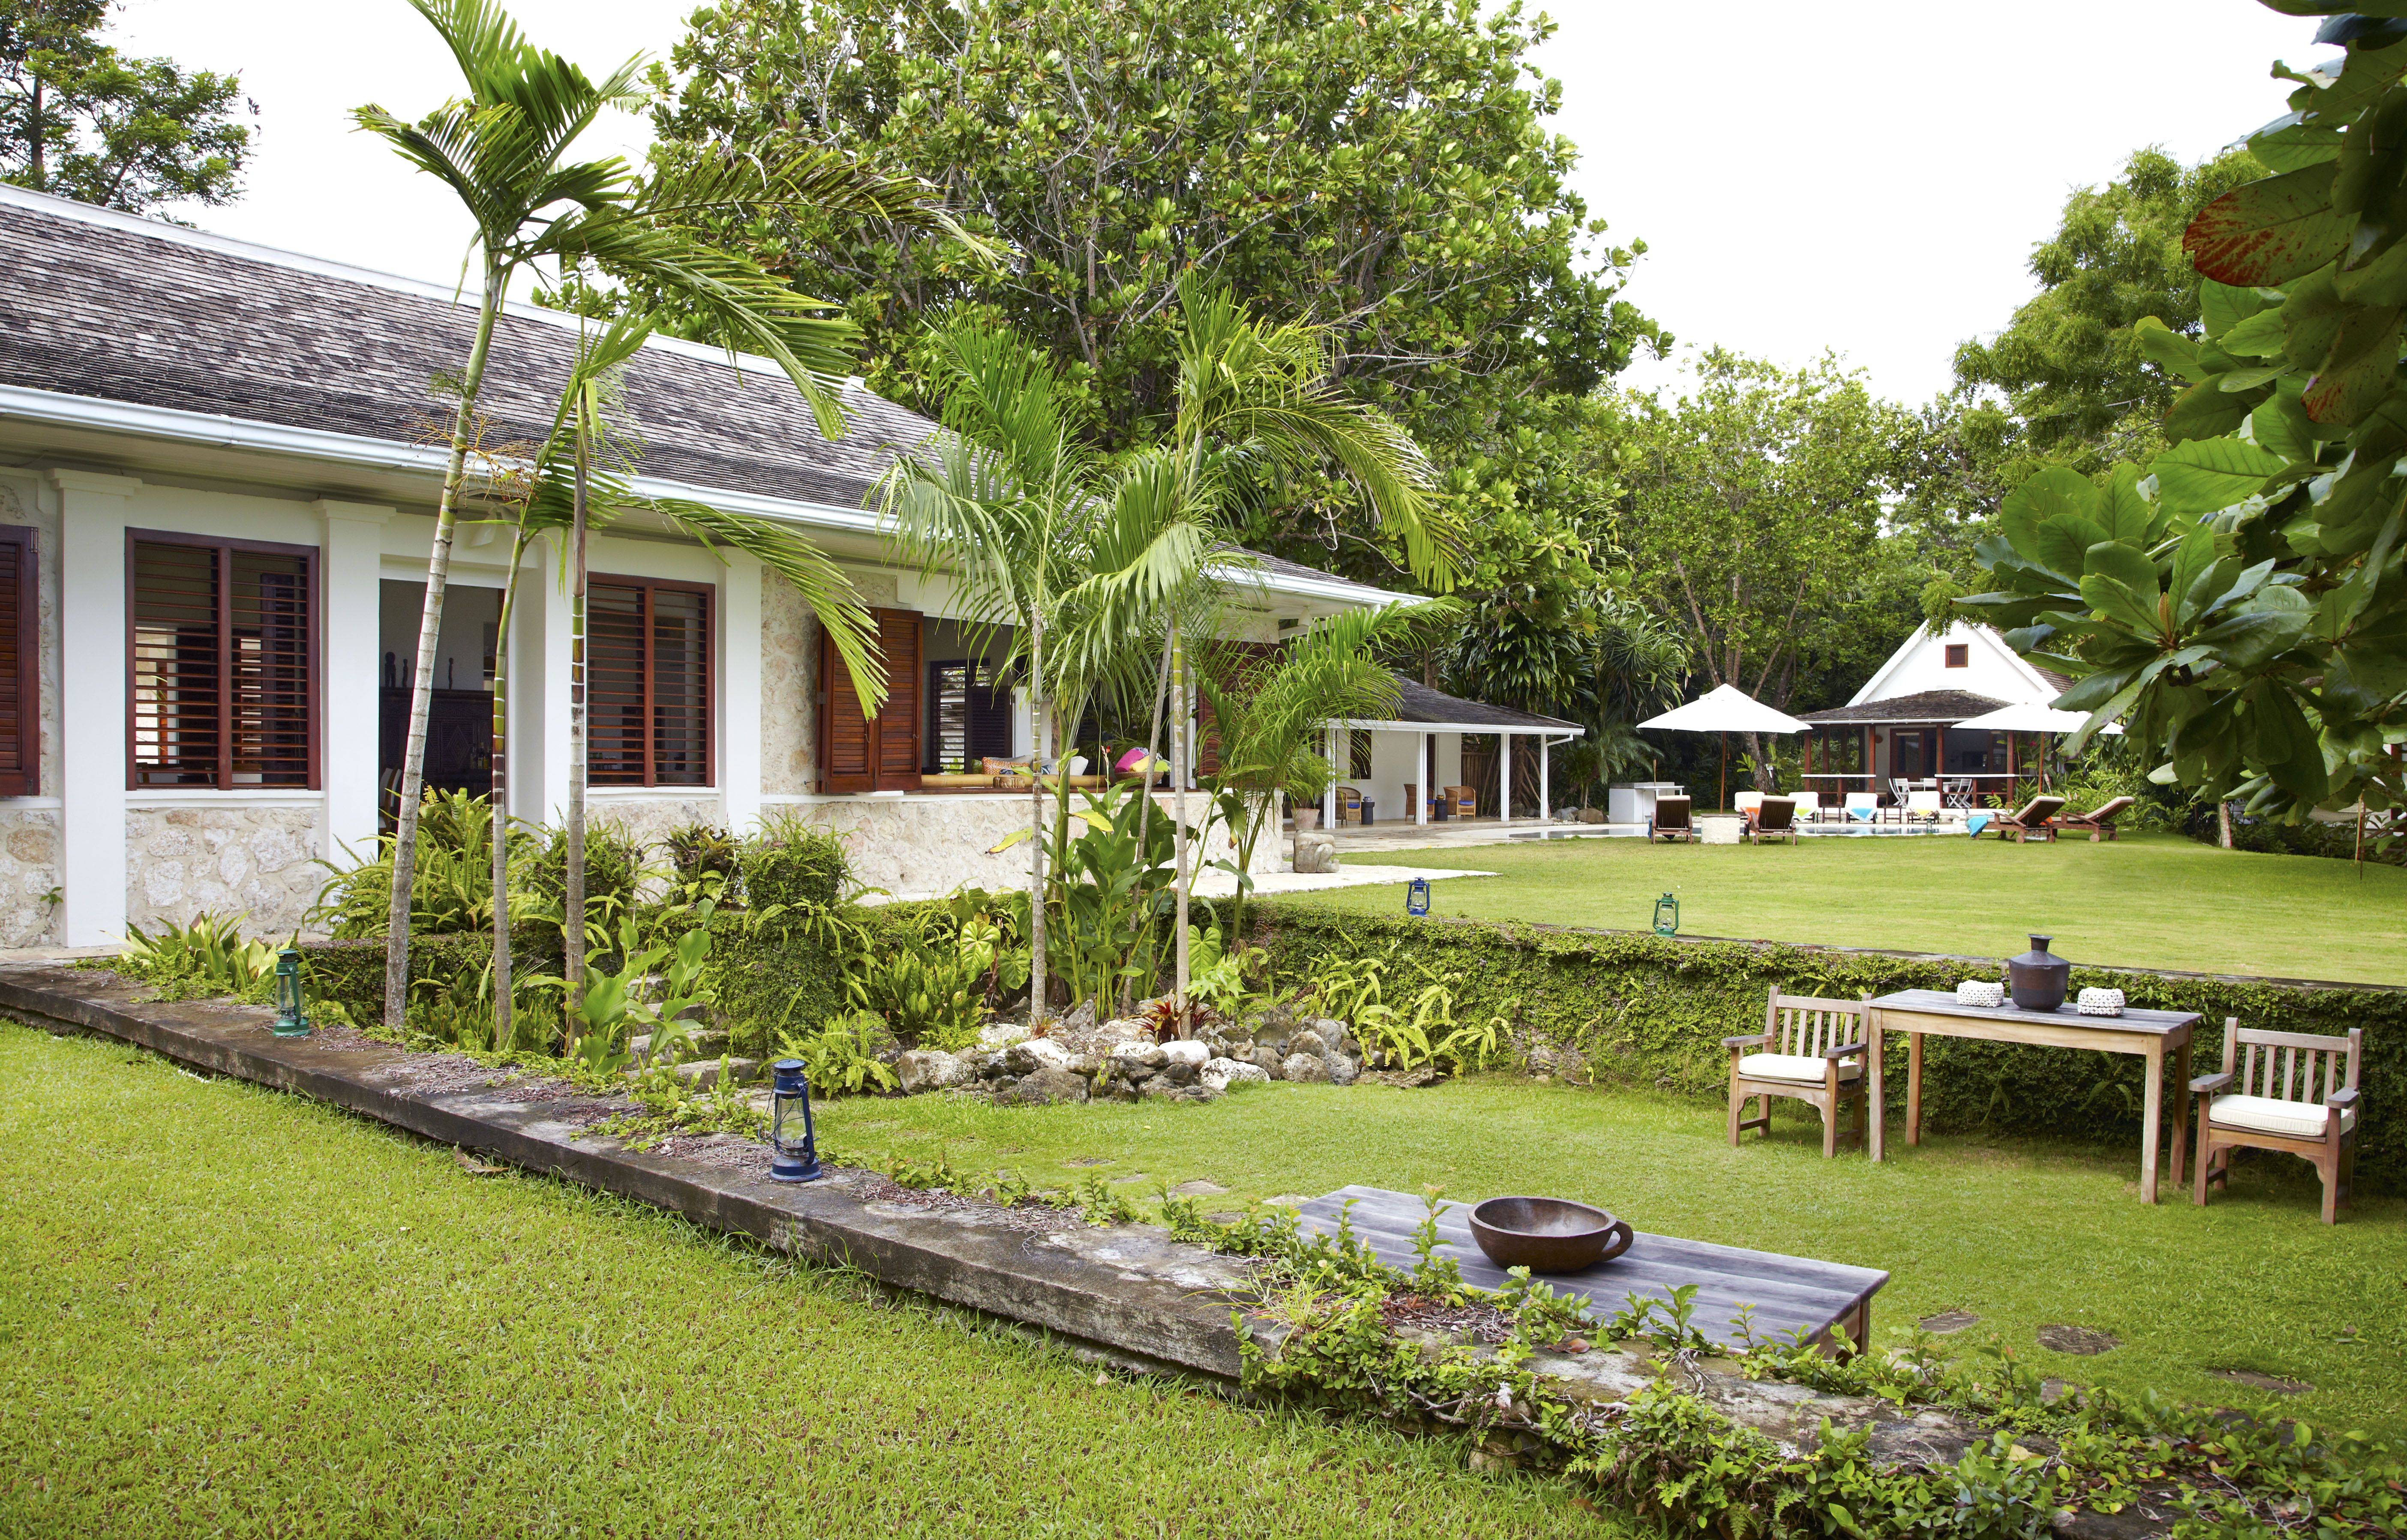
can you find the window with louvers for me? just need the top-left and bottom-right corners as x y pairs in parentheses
(588, 575), (713, 787)
(129, 533), (315, 790)
(0, 527), (33, 795)
(927, 659), (1014, 772)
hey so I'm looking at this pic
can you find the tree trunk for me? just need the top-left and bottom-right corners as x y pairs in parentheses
(1744, 729), (1771, 793)
(1170, 621), (1191, 1038)
(489, 529), (527, 1052)
(564, 426), (590, 1036)
(384, 260), (505, 1032)
(1025, 612), (1049, 1028)
(2218, 800), (2234, 850)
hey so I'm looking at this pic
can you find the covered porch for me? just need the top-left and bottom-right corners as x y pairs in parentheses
(1321, 678), (1584, 831)
(1796, 688), (2061, 808)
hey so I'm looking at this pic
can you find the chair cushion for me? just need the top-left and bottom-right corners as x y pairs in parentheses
(2208, 1094), (2355, 1140)
(1738, 1052), (1862, 1083)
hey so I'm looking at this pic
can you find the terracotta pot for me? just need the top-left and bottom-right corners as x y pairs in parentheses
(1292, 808), (1320, 832)
(2007, 934), (2071, 1012)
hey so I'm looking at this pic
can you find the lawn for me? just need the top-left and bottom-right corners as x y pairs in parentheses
(1316, 832), (2407, 984)
(0, 1022), (1616, 1539)
(815, 1068), (2407, 1441)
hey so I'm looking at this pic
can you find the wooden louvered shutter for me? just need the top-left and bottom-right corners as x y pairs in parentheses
(0, 526), (34, 796)
(129, 533), (316, 790)
(966, 663), (1014, 763)
(820, 622), (873, 793)
(873, 607), (921, 791)
(587, 582), (648, 786)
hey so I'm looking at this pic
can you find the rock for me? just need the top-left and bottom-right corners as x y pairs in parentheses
(1140, 1081), (1182, 1101)
(1250, 1045), (1286, 1078)
(1157, 1059), (1199, 1088)
(895, 1049), (969, 1094)
(1261, 1194), (1312, 1208)
(1110, 1040), (1166, 1069)
(973, 1052), (1013, 1081)
(1918, 1310), (1981, 1335)
(1056, 1000), (1098, 1035)
(1171, 1179), (1230, 1196)
(1323, 1052), (1359, 1087)
(978, 1021), (1031, 1049)
(1097, 1017), (1153, 1043)
(1005, 1038), (1073, 1076)
(1579, 806), (1606, 824)
(2036, 1325), (2119, 1357)
(1292, 832), (1339, 874)
(1291, 1029), (1327, 1057)
(672, 1056), (759, 1091)
(1281, 1052), (1330, 1084)
(1159, 1039), (1209, 1068)
(1001, 1066), (1091, 1105)
(1310, 1018), (1348, 1046)
(1062, 1053), (1100, 1078)
(1525, 1042), (1588, 1081)
(1200, 1057), (1270, 1093)
(2208, 1368), (2311, 1394)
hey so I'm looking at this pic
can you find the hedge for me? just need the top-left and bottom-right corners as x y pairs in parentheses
(1249, 901), (2404, 1194)
(299, 925), (564, 1027)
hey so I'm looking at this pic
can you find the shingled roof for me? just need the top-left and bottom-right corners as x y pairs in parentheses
(1798, 689), (2009, 727)
(0, 186), (935, 509)
(1383, 676), (1582, 731)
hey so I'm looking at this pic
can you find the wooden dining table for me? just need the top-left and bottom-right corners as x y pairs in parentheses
(1864, 989), (2199, 1203)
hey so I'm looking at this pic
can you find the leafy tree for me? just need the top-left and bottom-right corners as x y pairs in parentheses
(642, 0), (1661, 587)
(1966, 3), (2407, 832)
(0, 0), (253, 214)
(1613, 350), (1921, 790)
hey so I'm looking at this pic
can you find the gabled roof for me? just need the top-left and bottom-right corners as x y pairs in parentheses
(1336, 676), (1581, 732)
(1845, 621), (2062, 708)
(1799, 689), (2009, 727)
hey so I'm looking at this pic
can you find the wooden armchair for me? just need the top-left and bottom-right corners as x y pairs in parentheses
(1987, 794), (2066, 842)
(1743, 796), (1799, 844)
(1649, 795), (1695, 843)
(1335, 785), (1365, 824)
(2192, 1018), (2361, 1224)
(2059, 795), (2136, 843)
(1726, 990), (1871, 1158)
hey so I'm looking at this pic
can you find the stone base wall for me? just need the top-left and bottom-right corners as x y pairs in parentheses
(0, 808), (63, 947)
(125, 805), (324, 938)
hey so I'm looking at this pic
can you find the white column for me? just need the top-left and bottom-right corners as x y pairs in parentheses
(1416, 731), (1428, 826)
(52, 470), (135, 946)
(1540, 733), (1551, 823)
(1323, 724), (1338, 827)
(505, 537), (550, 825)
(1496, 730), (1511, 826)
(720, 550), (762, 833)
(314, 501), (394, 858)
(539, 534), (574, 824)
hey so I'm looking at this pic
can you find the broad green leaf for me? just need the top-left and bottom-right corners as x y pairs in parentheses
(2148, 436), (2289, 514)
(2102, 462), (2157, 543)
(2302, 306), (2404, 426)
(2199, 279), (2267, 342)
(2035, 514), (2113, 579)
(2191, 607), (2313, 669)
(2215, 305), (2289, 357)
(2166, 378), (2254, 442)
(2133, 317), (2208, 383)
(2246, 382), (2319, 462)
(2241, 681), (2331, 802)
(2282, 267), (2344, 370)
(2080, 571), (2165, 636)
(2085, 539), (2163, 603)
(1997, 467), (2104, 564)
(984, 827), (1035, 853)
(2169, 519), (2222, 615)
(2218, 363), (2291, 392)
(2336, 229), (2407, 304)
(2183, 163), (2349, 286)
(2248, 114), (2345, 174)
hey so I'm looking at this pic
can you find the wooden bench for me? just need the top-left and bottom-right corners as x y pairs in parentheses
(1296, 1185), (1887, 1354)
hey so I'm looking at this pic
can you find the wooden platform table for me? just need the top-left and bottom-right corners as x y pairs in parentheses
(1864, 990), (2197, 1202)
(1297, 1186), (1888, 1353)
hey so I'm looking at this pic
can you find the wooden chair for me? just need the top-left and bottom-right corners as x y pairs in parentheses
(2192, 1018), (2362, 1224)
(1335, 785), (1364, 824)
(1444, 784), (1477, 819)
(2059, 795), (2136, 843)
(1987, 794), (2065, 842)
(1649, 795), (1695, 843)
(1743, 796), (1798, 844)
(1726, 990), (1871, 1157)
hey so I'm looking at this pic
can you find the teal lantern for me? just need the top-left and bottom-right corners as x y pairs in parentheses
(1405, 876), (1432, 916)
(1651, 892), (1680, 937)
(271, 947), (309, 1038)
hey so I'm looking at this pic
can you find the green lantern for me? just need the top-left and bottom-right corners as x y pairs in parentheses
(1651, 892), (1680, 937)
(271, 946), (309, 1038)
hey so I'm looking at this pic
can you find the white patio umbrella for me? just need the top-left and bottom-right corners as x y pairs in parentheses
(1637, 684), (1811, 809)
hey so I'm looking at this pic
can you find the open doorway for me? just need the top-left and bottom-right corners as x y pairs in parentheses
(380, 579), (501, 818)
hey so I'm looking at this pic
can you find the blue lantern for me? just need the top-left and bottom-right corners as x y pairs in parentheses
(1652, 892), (1680, 937)
(271, 946), (310, 1038)
(1405, 876), (1432, 916)
(768, 1058), (823, 1183)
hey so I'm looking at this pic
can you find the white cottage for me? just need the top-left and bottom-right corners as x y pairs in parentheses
(1795, 621), (2072, 799)
(0, 186), (1408, 946)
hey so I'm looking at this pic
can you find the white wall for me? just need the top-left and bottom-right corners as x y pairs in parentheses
(1859, 621), (2049, 707)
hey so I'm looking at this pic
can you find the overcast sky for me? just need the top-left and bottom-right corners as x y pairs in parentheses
(114, 0), (2318, 408)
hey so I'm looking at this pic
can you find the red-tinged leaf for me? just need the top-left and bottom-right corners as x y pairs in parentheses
(2185, 164), (2352, 285)
(2303, 307), (2404, 423)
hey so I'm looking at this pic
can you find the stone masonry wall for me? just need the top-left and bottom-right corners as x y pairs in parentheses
(760, 569), (819, 796)
(0, 809), (62, 946)
(125, 805), (323, 938)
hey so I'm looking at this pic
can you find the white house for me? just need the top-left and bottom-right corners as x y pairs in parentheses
(0, 185), (1409, 947)
(1795, 620), (2071, 796)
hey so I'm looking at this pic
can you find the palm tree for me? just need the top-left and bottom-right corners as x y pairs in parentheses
(356, 0), (988, 1030)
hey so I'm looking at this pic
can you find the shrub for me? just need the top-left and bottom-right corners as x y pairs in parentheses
(738, 819), (849, 910)
(519, 820), (648, 922)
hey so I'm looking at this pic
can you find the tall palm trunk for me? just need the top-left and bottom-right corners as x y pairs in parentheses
(1170, 621), (1191, 1038)
(384, 257), (505, 1031)
(564, 425), (590, 1032)
(489, 527), (528, 1051)
(1024, 611), (1048, 1027)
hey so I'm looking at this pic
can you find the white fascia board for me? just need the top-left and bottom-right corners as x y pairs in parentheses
(1333, 717), (1584, 736)
(1971, 621), (2059, 700)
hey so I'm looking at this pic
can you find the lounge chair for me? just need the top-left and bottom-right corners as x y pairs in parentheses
(1988, 794), (2066, 842)
(1789, 790), (1824, 823)
(1743, 796), (1798, 844)
(1905, 789), (1943, 824)
(1735, 790), (1764, 819)
(2058, 795), (2136, 843)
(1649, 795), (1695, 843)
(1726, 989), (1870, 1158)
(2192, 1018), (2362, 1224)
(1843, 791), (1880, 825)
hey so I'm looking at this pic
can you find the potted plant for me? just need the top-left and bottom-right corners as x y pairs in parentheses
(1284, 746), (1333, 833)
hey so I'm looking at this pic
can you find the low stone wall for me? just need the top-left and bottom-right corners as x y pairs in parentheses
(0, 807), (61, 947)
(125, 804), (323, 938)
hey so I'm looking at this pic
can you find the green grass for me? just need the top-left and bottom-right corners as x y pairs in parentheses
(1319, 832), (2407, 984)
(0, 1021), (1618, 1539)
(816, 1072), (2407, 1440)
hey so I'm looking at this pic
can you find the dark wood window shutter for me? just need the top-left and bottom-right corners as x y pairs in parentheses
(873, 607), (922, 792)
(820, 621), (874, 793)
(0, 526), (36, 796)
(588, 574), (714, 788)
(128, 531), (317, 790)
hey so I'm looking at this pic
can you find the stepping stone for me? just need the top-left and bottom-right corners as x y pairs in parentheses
(2036, 1324), (2119, 1356)
(2209, 1368), (2312, 1395)
(1062, 1156), (1114, 1167)
(1170, 1179), (1229, 1197)
(1109, 1173), (1149, 1185)
(1918, 1310), (1981, 1334)
(1261, 1194), (1313, 1208)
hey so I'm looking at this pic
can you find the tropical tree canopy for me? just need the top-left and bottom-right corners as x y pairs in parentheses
(1967, 0), (2407, 827)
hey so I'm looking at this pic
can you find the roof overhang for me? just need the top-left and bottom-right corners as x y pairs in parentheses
(1333, 718), (1584, 736)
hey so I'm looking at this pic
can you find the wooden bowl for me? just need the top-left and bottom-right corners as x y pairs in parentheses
(1468, 1197), (1634, 1274)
